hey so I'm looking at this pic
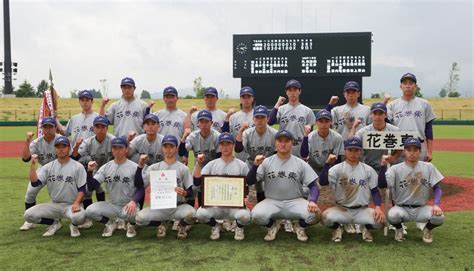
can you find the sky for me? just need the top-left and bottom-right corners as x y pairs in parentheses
(1, 0), (473, 99)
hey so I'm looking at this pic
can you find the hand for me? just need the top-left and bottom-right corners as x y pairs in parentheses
(124, 201), (137, 216)
(432, 205), (443, 216)
(352, 118), (362, 129)
(87, 161), (98, 172)
(101, 97), (110, 107)
(307, 201), (320, 213)
(138, 154), (148, 168)
(127, 131), (137, 142)
(175, 187), (188, 197)
(226, 108), (236, 119)
(373, 206), (385, 224)
(274, 96), (286, 108)
(240, 121), (249, 132)
(71, 202), (81, 213)
(326, 154), (337, 164)
(254, 155), (265, 166)
(31, 154), (38, 165)
(304, 125), (312, 136)
(181, 156), (188, 166)
(26, 132), (34, 142)
(381, 155), (390, 166)
(197, 154), (206, 165)
(74, 138), (84, 149)
(189, 106), (198, 114)
(329, 96), (339, 106)
(425, 152), (433, 162)
(147, 101), (156, 108)
(383, 94), (391, 105)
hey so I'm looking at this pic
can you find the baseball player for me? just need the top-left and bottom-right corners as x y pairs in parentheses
(268, 79), (316, 157)
(128, 114), (164, 166)
(319, 137), (385, 243)
(153, 86), (187, 141)
(184, 87), (226, 132)
(19, 117), (61, 231)
(379, 137), (445, 243)
(85, 137), (144, 238)
(247, 130), (321, 242)
(193, 133), (251, 240)
(24, 136), (86, 237)
(135, 135), (195, 239)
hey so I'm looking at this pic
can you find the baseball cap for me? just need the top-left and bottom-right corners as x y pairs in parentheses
(285, 79), (301, 90)
(275, 129), (294, 140)
(41, 117), (57, 127)
(204, 87), (218, 98)
(120, 77), (135, 87)
(316, 109), (332, 121)
(240, 86), (254, 97)
(111, 137), (128, 147)
(344, 137), (363, 149)
(78, 90), (93, 99)
(143, 114), (160, 124)
(163, 86), (178, 97)
(253, 105), (269, 117)
(400, 73), (417, 83)
(218, 132), (235, 144)
(93, 116), (109, 126)
(404, 137), (421, 149)
(370, 102), (387, 113)
(54, 136), (70, 146)
(343, 81), (360, 92)
(161, 135), (179, 146)
(197, 109), (213, 121)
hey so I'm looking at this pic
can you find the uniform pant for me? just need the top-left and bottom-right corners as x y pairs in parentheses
(85, 201), (137, 224)
(136, 204), (196, 226)
(251, 198), (319, 226)
(24, 202), (85, 226)
(196, 207), (251, 226)
(388, 205), (444, 226)
(25, 182), (44, 204)
(322, 206), (383, 229)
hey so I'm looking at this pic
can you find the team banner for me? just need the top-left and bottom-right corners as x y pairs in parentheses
(36, 90), (57, 137)
(150, 170), (177, 209)
(362, 131), (419, 150)
(202, 175), (246, 208)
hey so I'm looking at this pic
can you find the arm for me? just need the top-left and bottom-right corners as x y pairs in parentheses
(71, 186), (86, 213)
(222, 108), (236, 133)
(184, 106), (197, 130)
(72, 138), (84, 158)
(425, 120), (433, 162)
(371, 187), (385, 224)
(306, 180), (321, 213)
(378, 166), (388, 189)
(22, 132), (34, 162)
(193, 154), (205, 185)
(300, 136), (309, 158)
(86, 161), (100, 191)
(268, 96), (286, 125)
(29, 155), (41, 186)
(235, 122), (249, 153)
(99, 97), (110, 116)
(132, 167), (145, 203)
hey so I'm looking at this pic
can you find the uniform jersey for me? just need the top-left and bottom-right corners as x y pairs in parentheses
(331, 103), (370, 139)
(307, 129), (345, 172)
(64, 112), (99, 144)
(78, 133), (115, 168)
(93, 159), (139, 206)
(201, 157), (249, 176)
(37, 159), (86, 204)
(29, 134), (62, 166)
(276, 103), (316, 156)
(153, 108), (187, 139)
(242, 126), (277, 168)
(387, 97), (436, 140)
(229, 110), (254, 161)
(144, 160), (193, 204)
(185, 129), (220, 166)
(128, 134), (164, 166)
(191, 109), (226, 132)
(328, 161), (378, 207)
(106, 98), (148, 137)
(256, 154), (317, 200)
(385, 161), (443, 206)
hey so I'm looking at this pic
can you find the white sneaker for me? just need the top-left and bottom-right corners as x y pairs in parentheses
(43, 221), (62, 237)
(234, 227), (245, 241)
(116, 219), (126, 230)
(422, 227), (433, 243)
(210, 225), (220, 240)
(264, 222), (280, 241)
(177, 223), (188, 239)
(126, 223), (136, 238)
(360, 225), (373, 242)
(394, 228), (405, 242)
(157, 224), (167, 239)
(20, 221), (36, 231)
(293, 222), (308, 242)
(102, 221), (117, 237)
(343, 224), (356, 234)
(332, 227), (343, 242)
(172, 220), (179, 231)
(402, 223), (408, 235)
(78, 219), (93, 229)
(221, 220), (235, 232)
(185, 224), (193, 232)
(284, 220), (295, 233)
(70, 224), (80, 237)
(355, 224), (362, 234)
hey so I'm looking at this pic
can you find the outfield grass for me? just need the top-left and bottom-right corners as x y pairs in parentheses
(432, 151), (474, 179)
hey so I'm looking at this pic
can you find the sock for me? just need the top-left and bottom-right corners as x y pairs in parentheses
(365, 224), (374, 230)
(25, 202), (36, 210)
(392, 223), (403, 229)
(96, 191), (105, 201)
(236, 221), (244, 228)
(149, 221), (161, 227)
(39, 218), (55, 225)
(83, 199), (93, 209)
(426, 221), (438, 230)
(99, 216), (109, 224)
(266, 219), (275, 228)
(256, 192), (265, 203)
(299, 219), (310, 228)
(208, 218), (217, 227)
(329, 222), (341, 229)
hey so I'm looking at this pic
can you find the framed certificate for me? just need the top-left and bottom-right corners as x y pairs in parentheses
(202, 175), (246, 208)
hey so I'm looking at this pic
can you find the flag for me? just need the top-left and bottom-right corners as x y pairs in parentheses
(36, 69), (59, 137)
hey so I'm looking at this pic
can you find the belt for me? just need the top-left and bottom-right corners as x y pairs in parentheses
(342, 205), (367, 209)
(398, 204), (423, 208)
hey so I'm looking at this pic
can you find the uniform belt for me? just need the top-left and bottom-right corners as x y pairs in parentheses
(342, 205), (367, 209)
(398, 204), (422, 208)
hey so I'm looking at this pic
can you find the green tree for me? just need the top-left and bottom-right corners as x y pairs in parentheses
(90, 89), (102, 98)
(370, 93), (381, 99)
(36, 80), (49, 97)
(415, 86), (423, 98)
(193, 77), (205, 98)
(439, 88), (447, 98)
(448, 91), (461, 97)
(70, 90), (78, 98)
(442, 62), (461, 98)
(140, 90), (151, 99)
(14, 80), (36, 97)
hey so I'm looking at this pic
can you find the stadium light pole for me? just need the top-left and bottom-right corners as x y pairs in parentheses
(2, 0), (14, 96)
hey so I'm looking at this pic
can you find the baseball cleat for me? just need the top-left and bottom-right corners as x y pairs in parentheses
(264, 222), (280, 241)
(210, 225), (221, 240)
(70, 224), (81, 237)
(102, 221), (117, 237)
(355, 224), (362, 235)
(402, 223), (408, 235)
(126, 223), (137, 238)
(172, 220), (179, 231)
(331, 227), (343, 242)
(116, 219), (126, 230)
(360, 225), (373, 242)
(177, 224), (188, 240)
(394, 228), (405, 242)
(221, 220), (235, 232)
(234, 227), (245, 241)
(293, 222), (308, 242)
(19, 221), (36, 231)
(157, 224), (167, 239)
(78, 219), (93, 229)
(422, 227), (433, 243)
(284, 220), (295, 233)
(343, 224), (356, 234)
(42, 221), (62, 237)
(185, 224), (193, 232)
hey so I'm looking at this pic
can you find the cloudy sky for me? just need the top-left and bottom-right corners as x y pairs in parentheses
(2, 0), (473, 99)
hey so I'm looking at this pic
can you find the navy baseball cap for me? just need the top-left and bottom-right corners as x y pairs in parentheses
(240, 86), (254, 97)
(93, 116), (109, 126)
(54, 136), (70, 146)
(111, 137), (128, 147)
(163, 86), (178, 97)
(370, 102), (387, 113)
(285, 79), (301, 90)
(343, 81), (360, 92)
(41, 117), (57, 127)
(275, 129), (294, 140)
(120, 77), (135, 87)
(218, 132), (235, 144)
(204, 87), (218, 98)
(78, 90), (93, 99)
(400, 73), (417, 83)
(404, 137), (421, 149)
(316, 109), (332, 121)
(161, 135), (179, 146)
(197, 109), (213, 121)
(344, 137), (363, 149)
(253, 105), (268, 117)
(143, 114), (160, 124)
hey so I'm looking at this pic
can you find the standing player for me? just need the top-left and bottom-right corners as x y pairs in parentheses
(128, 114), (164, 166)
(136, 135), (195, 239)
(85, 137), (144, 238)
(153, 86), (187, 141)
(319, 137), (385, 242)
(24, 136), (86, 237)
(379, 137), (445, 243)
(193, 133), (251, 240)
(184, 87), (226, 132)
(247, 130), (321, 242)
